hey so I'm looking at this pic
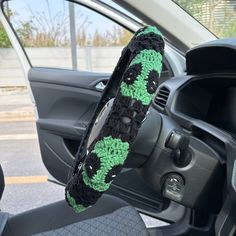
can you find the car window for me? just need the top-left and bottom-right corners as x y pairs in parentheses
(3, 0), (133, 72)
(172, 0), (236, 38)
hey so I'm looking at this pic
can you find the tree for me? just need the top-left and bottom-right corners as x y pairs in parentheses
(0, 23), (11, 48)
(208, 0), (224, 32)
(76, 14), (91, 46)
(92, 29), (106, 46)
(1, 0), (132, 48)
(174, 0), (233, 37)
(16, 22), (35, 47)
(174, 0), (205, 15)
(27, 4), (70, 47)
(218, 18), (236, 38)
(115, 27), (133, 46)
(91, 26), (132, 47)
(0, 4), (12, 47)
(76, 28), (88, 46)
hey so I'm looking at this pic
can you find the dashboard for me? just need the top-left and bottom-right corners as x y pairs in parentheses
(174, 76), (236, 137)
(153, 74), (236, 144)
(145, 39), (236, 232)
(151, 70), (236, 203)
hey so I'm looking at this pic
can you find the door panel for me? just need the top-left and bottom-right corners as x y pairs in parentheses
(29, 68), (110, 90)
(29, 68), (104, 183)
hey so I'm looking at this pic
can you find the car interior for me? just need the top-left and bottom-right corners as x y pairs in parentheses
(0, 0), (236, 236)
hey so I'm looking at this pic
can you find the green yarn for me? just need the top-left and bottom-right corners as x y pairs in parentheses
(83, 136), (129, 192)
(66, 191), (87, 213)
(120, 49), (163, 105)
(136, 25), (163, 37)
(130, 50), (163, 75)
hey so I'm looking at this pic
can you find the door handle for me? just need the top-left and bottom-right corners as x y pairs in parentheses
(95, 81), (107, 91)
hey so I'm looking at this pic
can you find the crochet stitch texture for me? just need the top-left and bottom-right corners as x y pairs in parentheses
(66, 25), (165, 212)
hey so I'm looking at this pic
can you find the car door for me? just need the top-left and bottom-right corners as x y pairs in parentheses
(0, 0), (186, 221)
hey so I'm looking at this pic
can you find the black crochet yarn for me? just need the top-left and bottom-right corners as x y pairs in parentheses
(123, 63), (142, 85)
(129, 33), (165, 60)
(105, 165), (123, 183)
(66, 173), (103, 207)
(147, 70), (159, 94)
(84, 153), (101, 179)
(98, 96), (144, 144)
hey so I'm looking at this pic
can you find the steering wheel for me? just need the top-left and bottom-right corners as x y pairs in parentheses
(65, 25), (165, 212)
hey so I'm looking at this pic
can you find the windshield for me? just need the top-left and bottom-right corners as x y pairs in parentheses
(173, 0), (236, 38)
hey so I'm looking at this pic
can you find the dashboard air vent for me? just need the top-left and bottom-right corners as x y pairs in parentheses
(154, 86), (170, 109)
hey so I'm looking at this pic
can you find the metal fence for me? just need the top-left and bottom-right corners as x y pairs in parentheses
(0, 46), (123, 87)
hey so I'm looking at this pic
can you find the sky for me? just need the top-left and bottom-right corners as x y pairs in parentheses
(5, 0), (138, 35)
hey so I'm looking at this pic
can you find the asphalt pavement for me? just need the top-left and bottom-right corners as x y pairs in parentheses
(0, 120), (65, 214)
(0, 88), (34, 122)
(0, 89), (65, 214)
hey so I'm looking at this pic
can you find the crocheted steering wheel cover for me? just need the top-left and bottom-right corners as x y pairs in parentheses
(65, 26), (165, 213)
